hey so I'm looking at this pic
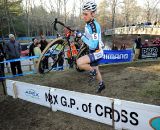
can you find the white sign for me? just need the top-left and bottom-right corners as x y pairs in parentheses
(6, 80), (160, 130)
(6, 80), (51, 108)
(46, 88), (113, 125)
(114, 99), (160, 130)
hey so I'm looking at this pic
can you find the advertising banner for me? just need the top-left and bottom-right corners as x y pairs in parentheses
(99, 50), (132, 64)
(45, 88), (113, 126)
(6, 80), (160, 130)
(114, 99), (160, 130)
(140, 46), (160, 59)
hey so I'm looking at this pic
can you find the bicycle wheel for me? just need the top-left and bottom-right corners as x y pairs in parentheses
(37, 38), (65, 74)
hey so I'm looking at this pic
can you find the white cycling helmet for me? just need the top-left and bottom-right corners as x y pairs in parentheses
(82, 1), (97, 12)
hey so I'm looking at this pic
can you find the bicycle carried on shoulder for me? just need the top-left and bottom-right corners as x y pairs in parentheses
(37, 18), (89, 74)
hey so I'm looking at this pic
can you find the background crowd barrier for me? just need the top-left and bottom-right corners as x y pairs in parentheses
(4, 47), (160, 80)
(0, 36), (56, 42)
(0, 50), (133, 79)
(1, 47), (160, 80)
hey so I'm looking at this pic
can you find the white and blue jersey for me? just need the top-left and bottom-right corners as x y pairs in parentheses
(81, 19), (104, 65)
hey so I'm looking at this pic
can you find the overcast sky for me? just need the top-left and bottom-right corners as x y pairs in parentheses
(23, 0), (160, 14)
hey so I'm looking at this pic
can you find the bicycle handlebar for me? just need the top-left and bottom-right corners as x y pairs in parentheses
(53, 18), (75, 32)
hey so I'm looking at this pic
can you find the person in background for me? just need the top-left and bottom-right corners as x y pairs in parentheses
(154, 21), (157, 26)
(58, 52), (64, 71)
(143, 39), (149, 47)
(0, 43), (5, 79)
(64, 27), (78, 68)
(56, 44), (64, 71)
(29, 37), (36, 57)
(40, 35), (49, 69)
(1, 38), (10, 74)
(34, 42), (42, 72)
(112, 44), (118, 50)
(40, 35), (48, 52)
(133, 34), (142, 61)
(29, 38), (39, 72)
(67, 42), (78, 68)
(153, 38), (160, 45)
(120, 44), (126, 50)
(4, 34), (23, 76)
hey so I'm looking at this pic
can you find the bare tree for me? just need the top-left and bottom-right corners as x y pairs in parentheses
(145, 0), (160, 22)
(107, 0), (120, 29)
(121, 0), (138, 26)
(97, 0), (108, 30)
(62, 0), (69, 23)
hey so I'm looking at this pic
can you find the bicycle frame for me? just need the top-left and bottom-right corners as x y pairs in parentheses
(37, 19), (88, 73)
(53, 18), (78, 61)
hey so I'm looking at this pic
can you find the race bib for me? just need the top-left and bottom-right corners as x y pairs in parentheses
(92, 33), (98, 40)
(93, 49), (104, 60)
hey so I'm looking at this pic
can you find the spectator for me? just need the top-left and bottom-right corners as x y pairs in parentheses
(34, 42), (41, 61)
(153, 38), (160, 45)
(57, 34), (60, 38)
(2, 38), (10, 73)
(29, 37), (36, 57)
(29, 38), (39, 72)
(58, 52), (64, 71)
(67, 42), (78, 68)
(143, 40), (149, 47)
(0, 43), (5, 79)
(34, 42), (42, 72)
(4, 34), (23, 76)
(157, 21), (160, 26)
(40, 35), (48, 52)
(154, 21), (157, 26)
(120, 44), (126, 50)
(112, 44), (118, 50)
(133, 34), (142, 61)
(40, 35), (49, 69)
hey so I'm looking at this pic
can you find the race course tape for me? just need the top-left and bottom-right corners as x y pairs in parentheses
(0, 54), (64, 79)
(0, 71), (36, 79)
(6, 80), (160, 130)
(0, 66), (65, 79)
(0, 56), (39, 63)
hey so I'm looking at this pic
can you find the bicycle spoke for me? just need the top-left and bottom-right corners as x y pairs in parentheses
(38, 41), (65, 74)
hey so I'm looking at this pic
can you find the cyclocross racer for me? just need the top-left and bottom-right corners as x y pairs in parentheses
(75, 1), (105, 93)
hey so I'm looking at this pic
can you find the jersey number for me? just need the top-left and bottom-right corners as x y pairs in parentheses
(92, 33), (98, 40)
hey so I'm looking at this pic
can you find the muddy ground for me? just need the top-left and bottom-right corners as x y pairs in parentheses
(0, 61), (160, 130)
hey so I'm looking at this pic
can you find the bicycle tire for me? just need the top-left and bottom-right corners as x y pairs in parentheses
(37, 38), (65, 74)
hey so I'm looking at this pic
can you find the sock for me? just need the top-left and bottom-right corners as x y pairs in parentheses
(99, 81), (103, 86)
(90, 69), (96, 76)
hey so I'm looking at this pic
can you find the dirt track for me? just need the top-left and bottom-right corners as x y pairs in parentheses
(0, 61), (160, 130)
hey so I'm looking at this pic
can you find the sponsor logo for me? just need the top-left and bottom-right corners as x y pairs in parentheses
(103, 54), (129, 60)
(94, 52), (103, 59)
(142, 47), (158, 58)
(149, 116), (160, 130)
(25, 89), (40, 99)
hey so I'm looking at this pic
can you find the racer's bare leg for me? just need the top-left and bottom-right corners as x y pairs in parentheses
(77, 55), (105, 93)
(92, 66), (105, 93)
(77, 55), (94, 71)
(92, 66), (102, 83)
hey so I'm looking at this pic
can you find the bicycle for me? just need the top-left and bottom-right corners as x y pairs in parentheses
(37, 18), (89, 74)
